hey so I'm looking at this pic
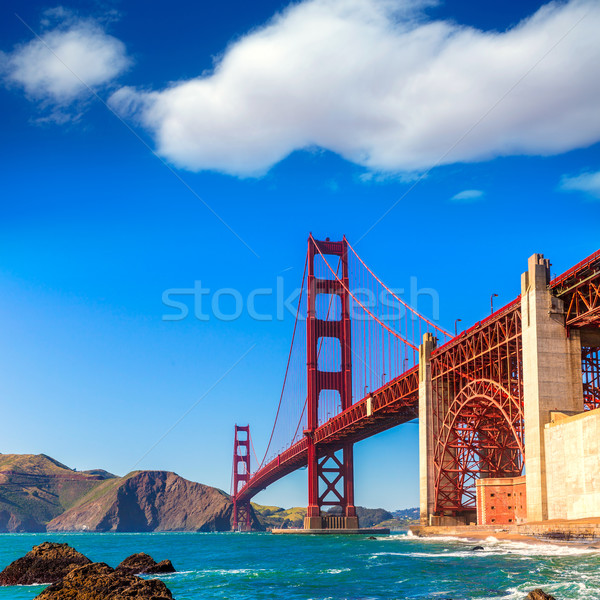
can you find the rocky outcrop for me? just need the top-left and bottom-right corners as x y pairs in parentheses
(527, 590), (556, 600)
(48, 470), (263, 532)
(116, 553), (176, 575)
(34, 562), (173, 599)
(0, 542), (91, 586)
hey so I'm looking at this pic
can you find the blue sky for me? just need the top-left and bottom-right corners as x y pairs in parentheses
(0, 0), (599, 511)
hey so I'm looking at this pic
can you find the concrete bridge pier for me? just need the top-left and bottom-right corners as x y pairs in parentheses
(521, 253), (583, 522)
(419, 332), (437, 525)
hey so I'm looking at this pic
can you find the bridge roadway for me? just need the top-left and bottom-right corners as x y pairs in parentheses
(235, 249), (600, 505)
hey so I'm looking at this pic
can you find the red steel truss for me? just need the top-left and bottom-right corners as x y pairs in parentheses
(551, 249), (600, 327)
(583, 346), (600, 410)
(552, 250), (600, 412)
(430, 302), (523, 514)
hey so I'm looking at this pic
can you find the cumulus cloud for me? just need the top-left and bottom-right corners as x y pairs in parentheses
(2, 12), (130, 112)
(559, 170), (600, 199)
(450, 189), (484, 202)
(109, 0), (600, 177)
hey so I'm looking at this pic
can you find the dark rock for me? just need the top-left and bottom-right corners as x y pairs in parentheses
(527, 589), (556, 600)
(117, 552), (176, 575)
(471, 545), (484, 551)
(34, 562), (173, 599)
(367, 536), (377, 540)
(0, 541), (91, 586)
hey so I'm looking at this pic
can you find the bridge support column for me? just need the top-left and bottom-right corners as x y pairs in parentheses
(305, 435), (322, 529)
(232, 425), (252, 531)
(521, 254), (584, 522)
(304, 236), (358, 531)
(419, 333), (437, 525)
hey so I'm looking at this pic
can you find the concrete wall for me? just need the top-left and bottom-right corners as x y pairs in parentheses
(545, 408), (600, 520)
(521, 253), (583, 522)
(419, 333), (436, 525)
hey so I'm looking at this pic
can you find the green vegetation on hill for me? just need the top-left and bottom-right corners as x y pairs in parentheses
(0, 454), (72, 476)
(251, 504), (306, 529)
(0, 453), (114, 532)
(251, 503), (419, 530)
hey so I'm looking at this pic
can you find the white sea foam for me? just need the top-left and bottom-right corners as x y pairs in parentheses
(483, 581), (585, 600)
(382, 532), (599, 556)
(322, 568), (351, 574)
(369, 535), (599, 562)
(202, 568), (270, 576)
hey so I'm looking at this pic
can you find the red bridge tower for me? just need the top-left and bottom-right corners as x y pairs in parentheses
(232, 425), (252, 531)
(304, 236), (358, 530)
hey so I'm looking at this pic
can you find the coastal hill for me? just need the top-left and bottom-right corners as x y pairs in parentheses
(0, 454), (115, 532)
(251, 504), (419, 530)
(47, 470), (254, 532)
(0, 453), (261, 532)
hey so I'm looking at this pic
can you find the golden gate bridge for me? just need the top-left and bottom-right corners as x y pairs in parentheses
(231, 236), (600, 531)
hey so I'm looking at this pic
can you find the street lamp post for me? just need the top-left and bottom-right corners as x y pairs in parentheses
(491, 293), (498, 315)
(454, 318), (462, 336)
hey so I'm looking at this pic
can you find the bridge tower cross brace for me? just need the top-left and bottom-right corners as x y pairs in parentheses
(232, 425), (252, 531)
(305, 236), (359, 530)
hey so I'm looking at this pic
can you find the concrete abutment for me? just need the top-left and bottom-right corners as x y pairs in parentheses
(521, 253), (583, 522)
(419, 332), (437, 525)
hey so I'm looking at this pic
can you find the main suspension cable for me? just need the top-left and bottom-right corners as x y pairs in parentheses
(310, 234), (418, 350)
(346, 239), (452, 339)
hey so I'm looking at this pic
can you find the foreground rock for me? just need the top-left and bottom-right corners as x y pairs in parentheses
(48, 470), (263, 532)
(117, 552), (176, 575)
(0, 542), (91, 586)
(35, 562), (173, 599)
(527, 590), (556, 600)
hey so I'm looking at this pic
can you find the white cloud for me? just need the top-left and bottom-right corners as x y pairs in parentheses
(110, 0), (600, 177)
(2, 15), (130, 107)
(451, 189), (484, 202)
(560, 170), (600, 199)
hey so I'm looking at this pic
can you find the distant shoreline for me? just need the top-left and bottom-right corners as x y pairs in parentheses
(409, 527), (600, 548)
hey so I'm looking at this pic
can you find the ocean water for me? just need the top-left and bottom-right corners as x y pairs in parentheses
(0, 531), (599, 599)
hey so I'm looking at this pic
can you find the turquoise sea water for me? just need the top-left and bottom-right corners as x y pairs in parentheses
(0, 531), (599, 599)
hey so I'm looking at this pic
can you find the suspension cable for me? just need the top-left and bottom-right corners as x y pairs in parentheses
(310, 234), (419, 350)
(248, 429), (260, 472)
(346, 239), (452, 339)
(262, 251), (343, 465)
(291, 397), (308, 444)
(256, 255), (308, 470)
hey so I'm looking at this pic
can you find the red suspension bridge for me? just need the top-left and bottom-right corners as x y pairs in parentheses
(231, 236), (600, 531)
